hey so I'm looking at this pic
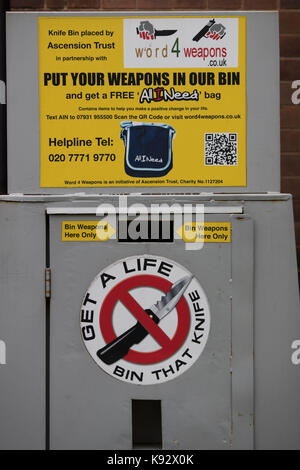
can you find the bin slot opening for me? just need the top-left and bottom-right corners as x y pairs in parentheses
(118, 216), (174, 243)
(132, 399), (162, 449)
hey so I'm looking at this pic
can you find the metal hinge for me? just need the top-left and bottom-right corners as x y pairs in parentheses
(45, 268), (51, 299)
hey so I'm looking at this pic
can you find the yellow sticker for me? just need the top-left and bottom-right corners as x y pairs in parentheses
(176, 222), (231, 243)
(39, 16), (246, 188)
(62, 221), (116, 241)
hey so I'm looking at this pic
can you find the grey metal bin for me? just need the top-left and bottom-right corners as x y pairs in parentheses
(0, 10), (299, 451)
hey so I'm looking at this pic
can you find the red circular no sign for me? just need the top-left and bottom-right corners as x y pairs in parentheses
(99, 274), (190, 365)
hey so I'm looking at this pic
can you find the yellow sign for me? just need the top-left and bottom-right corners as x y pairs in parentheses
(176, 222), (231, 243)
(39, 16), (246, 187)
(62, 221), (116, 241)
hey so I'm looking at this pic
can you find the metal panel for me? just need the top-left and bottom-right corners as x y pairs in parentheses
(0, 193), (290, 203)
(231, 214), (254, 449)
(6, 11), (280, 194)
(0, 3), (7, 193)
(243, 198), (300, 450)
(0, 202), (46, 450)
(48, 211), (254, 449)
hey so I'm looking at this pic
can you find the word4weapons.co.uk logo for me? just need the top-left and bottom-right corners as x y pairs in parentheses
(80, 255), (210, 385)
(136, 21), (177, 40)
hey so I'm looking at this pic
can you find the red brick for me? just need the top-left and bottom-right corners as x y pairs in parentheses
(46, 0), (65, 8)
(207, 0), (241, 8)
(67, 0), (99, 8)
(281, 81), (295, 104)
(280, 12), (300, 34)
(281, 59), (300, 80)
(281, 129), (300, 152)
(137, 0), (172, 8)
(244, 0), (277, 9)
(280, 35), (300, 57)
(282, 177), (300, 198)
(281, 153), (300, 176)
(10, 0), (44, 8)
(102, 0), (136, 8)
(281, 106), (300, 128)
(171, 0), (207, 8)
(280, 0), (300, 9)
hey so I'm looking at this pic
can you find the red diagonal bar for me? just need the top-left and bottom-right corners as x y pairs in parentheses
(120, 291), (172, 348)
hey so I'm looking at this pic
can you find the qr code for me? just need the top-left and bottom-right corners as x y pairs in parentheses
(205, 133), (238, 166)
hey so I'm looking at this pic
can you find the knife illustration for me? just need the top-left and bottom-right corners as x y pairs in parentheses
(154, 29), (177, 38)
(97, 275), (193, 365)
(136, 26), (177, 39)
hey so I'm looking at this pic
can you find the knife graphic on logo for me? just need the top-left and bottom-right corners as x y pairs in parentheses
(97, 275), (193, 365)
(136, 26), (177, 39)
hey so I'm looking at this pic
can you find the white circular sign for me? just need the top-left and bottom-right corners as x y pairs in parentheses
(80, 255), (210, 385)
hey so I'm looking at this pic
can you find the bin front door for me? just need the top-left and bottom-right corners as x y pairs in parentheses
(48, 211), (253, 450)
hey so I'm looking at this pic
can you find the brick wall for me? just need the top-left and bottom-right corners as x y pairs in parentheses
(9, 0), (300, 282)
